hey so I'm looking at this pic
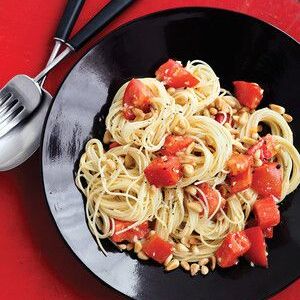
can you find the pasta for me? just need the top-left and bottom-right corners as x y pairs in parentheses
(76, 59), (300, 275)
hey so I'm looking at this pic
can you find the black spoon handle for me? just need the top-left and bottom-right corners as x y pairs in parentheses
(67, 0), (135, 50)
(55, 0), (86, 42)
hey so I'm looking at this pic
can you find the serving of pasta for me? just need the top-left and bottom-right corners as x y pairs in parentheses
(75, 59), (300, 276)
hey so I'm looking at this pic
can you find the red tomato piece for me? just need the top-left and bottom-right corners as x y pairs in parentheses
(216, 231), (251, 268)
(155, 59), (199, 88)
(230, 167), (252, 194)
(247, 134), (276, 161)
(227, 153), (253, 176)
(244, 227), (268, 267)
(195, 183), (225, 216)
(111, 220), (149, 243)
(142, 234), (173, 264)
(109, 142), (121, 149)
(123, 79), (152, 120)
(252, 163), (282, 198)
(144, 156), (182, 187)
(233, 81), (263, 109)
(253, 196), (280, 229)
(160, 134), (194, 155)
(215, 112), (233, 126)
(263, 227), (273, 239)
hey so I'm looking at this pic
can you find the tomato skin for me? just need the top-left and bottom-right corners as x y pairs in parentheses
(233, 81), (263, 109)
(109, 142), (121, 149)
(252, 163), (282, 198)
(142, 234), (173, 264)
(123, 79), (152, 120)
(144, 156), (182, 187)
(216, 231), (251, 268)
(227, 153), (253, 176)
(215, 113), (232, 126)
(253, 196), (280, 229)
(244, 227), (268, 267)
(247, 134), (276, 161)
(155, 59), (199, 88)
(111, 220), (149, 243)
(263, 227), (273, 239)
(230, 167), (253, 194)
(160, 135), (193, 156)
(195, 183), (225, 217)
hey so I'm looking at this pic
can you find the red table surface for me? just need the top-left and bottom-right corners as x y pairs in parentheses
(0, 0), (299, 299)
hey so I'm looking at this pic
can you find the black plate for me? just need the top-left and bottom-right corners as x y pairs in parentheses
(42, 8), (300, 300)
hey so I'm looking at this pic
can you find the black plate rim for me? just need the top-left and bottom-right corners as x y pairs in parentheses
(41, 6), (300, 299)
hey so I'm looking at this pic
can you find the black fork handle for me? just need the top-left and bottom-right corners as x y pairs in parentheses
(55, 0), (86, 42)
(67, 0), (135, 50)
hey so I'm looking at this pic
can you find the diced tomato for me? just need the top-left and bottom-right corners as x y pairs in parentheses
(215, 112), (233, 126)
(233, 81), (263, 109)
(252, 163), (282, 198)
(109, 142), (121, 149)
(253, 196), (280, 229)
(144, 156), (182, 187)
(263, 227), (273, 239)
(155, 59), (199, 88)
(244, 227), (268, 267)
(123, 79), (152, 120)
(247, 134), (276, 161)
(142, 234), (173, 264)
(227, 153), (253, 176)
(216, 231), (251, 268)
(195, 183), (225, 216)
(230, 167), (252, 194)
(160, 134), (193, 155)
(111, 220), (149, 243)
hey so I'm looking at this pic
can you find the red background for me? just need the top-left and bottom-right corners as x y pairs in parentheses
(0, 0), (299, 299)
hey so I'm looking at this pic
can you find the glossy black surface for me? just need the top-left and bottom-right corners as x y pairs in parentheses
(42, 8), (300, 300)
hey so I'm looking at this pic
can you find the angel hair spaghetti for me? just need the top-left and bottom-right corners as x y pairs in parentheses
(76, 59), (300, 275)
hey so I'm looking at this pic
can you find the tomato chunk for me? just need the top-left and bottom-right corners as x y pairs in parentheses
(253, 196), (280, 229)
(233, 81), (263, 109)
(227, 153), (253, 176)
(247, 134), (276, 161)
(215, 112), (232, 126)
(195, 183), (225, 216)
(155, 59), (199, 88)
(230, 167), (252, 194)
(263, 227), (273, 239)
(111, 220), (149, 243)
(144, 156), (182, 187)
(160, 134), (193, 155)
(109, 142), (121, 149)
(142, 234), (173, 264)
(244, 227), (268, 267)
(252, 163), (282, 198)
(216, 231), (251, 268)
(123, 79), (152, 120)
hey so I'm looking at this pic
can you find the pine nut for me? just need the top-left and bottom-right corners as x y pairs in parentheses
(238, 112), (248, 126)
(126, 243), (134, 251)
(137, 251), (149, 260)
(134, 241), (143, 253)
(215, 98), (223, 110)
(209, 107), (218, 115)
(203, 108), (210, 117)
(183, 164), (194, 177)
(190, 263), (200, 276)
(201, 265), (209, 275)
(185, 186), (197, 196)
(274, 144), (281, 152)
(251, 133), (259, 139)
(283, 113), (293, 122)
(173, 126), (185, 135)
(165, 259), (179, 271)
(199, 258), (209, 266)
(149, 230), (156, 237)
(191, 245), (200, 255)
(176, 243), (189, 252)
(124, 154), (135, 168)
(164, 254), (173, 266)
(254, 158), (263, 167)
(180, 261), (190, 271)
(176, 95), (187, 105)
(254, 149), (261, 160)
(224, 97), (237, 107)
(269, 104), (285, 115)
(103, 131), (112, 144)
(187, 201), (203, 213)
(189, 237), (199, 245)
(241, 137), (257, 145)
(167, 87), (176, 95)
(210, 256), (216, 271)
(118, 244), (127, 250)
(232, 115), (239, 122)
(106, 159), (116, 170)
